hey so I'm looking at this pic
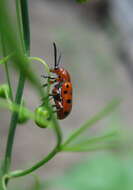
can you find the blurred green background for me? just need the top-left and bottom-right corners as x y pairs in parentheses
(1, 0), (133, 189)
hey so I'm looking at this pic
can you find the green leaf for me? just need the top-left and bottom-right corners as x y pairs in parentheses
(76, 131), (118, 145)
(53, 153), (133, 190)
(61, 131), (118, 152)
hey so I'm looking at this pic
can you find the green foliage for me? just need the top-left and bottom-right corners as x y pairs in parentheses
(18, 100), (29, 124)
(0, 0), (121, 190)
(0, 84), (10, 99)
(52, 153), (133, 190)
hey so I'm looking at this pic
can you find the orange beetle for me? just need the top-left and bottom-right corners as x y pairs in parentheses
(43, 43), (72, 119)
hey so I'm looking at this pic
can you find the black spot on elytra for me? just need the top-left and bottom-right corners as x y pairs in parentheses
(66, 99), (72, 104)
(66, 84), (69, 88)
(64, 90), (68, 94)
(64, 111), (69, 116)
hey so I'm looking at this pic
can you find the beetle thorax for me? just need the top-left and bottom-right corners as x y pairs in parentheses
(51, 67), (71, 82)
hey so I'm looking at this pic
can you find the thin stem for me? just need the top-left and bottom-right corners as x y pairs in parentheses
(29, 57), (50, 74)
(9, 147), (59, 178)
(61, 131), (118, 150)
(1, 36), (13, 101)
(0, 99), (49, 126)
(2, 175), (8, 190)
(0, 99), (31, 118)
(2, 0), (30, 174)
(3, 75), (26, 173)
(0, 53), (14, 65)
(62, 144), (116, 152)
(29, 56), (51, 96)
(7, 115), (62, 178)
(19, 0), (30, 53)
(16, 0), (25, 52)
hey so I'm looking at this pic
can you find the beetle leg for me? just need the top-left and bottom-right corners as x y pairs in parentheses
(53, 108), (60, 112)
(49, 80), (57, 84)
(53, 110), (57, 113)
(42, 83), (48, 88)
(41, 75), (56, 80)
(52, 104), (56, 107)
(49, 94), (54, 96)
(56, 101), (63, 109)
(41, 95), (53, 102)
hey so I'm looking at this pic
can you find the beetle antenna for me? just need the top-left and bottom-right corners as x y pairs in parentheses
(53, 42), (58, 69)
(57, 53), (61, 67)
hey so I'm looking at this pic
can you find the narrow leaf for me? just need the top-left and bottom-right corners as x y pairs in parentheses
(62, 143), (116, 152)
(72, 131), (118, 147)
(63, 99), (121, 147)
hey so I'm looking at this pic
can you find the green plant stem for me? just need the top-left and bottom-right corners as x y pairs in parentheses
(6, 115), (62, 179)
(29, 56), (51, 96)
(61, 143), (116, 152)
(3, 75), (26, 173)
(1, 36), (13, 101)
(16, 0), (25, 52)
(29, 57), (50, 74)
(2, 0), (30, 175)
(19, 0), (30, 53)
(0, 53), (14, 65)
(9, 147), (59, 178)
(0, 99), (50, 126)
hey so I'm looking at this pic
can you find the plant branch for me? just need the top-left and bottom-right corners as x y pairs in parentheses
(0, 99), (50, 126)
(62, 99), (120, 147)
(1, 36), (13, 101)
(2, 0), (30, 174)
(3, 75), (26, 173)
(61, 130), (118, 151)
(6, 115), (62, 178)
(62, 143), (116, 152)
